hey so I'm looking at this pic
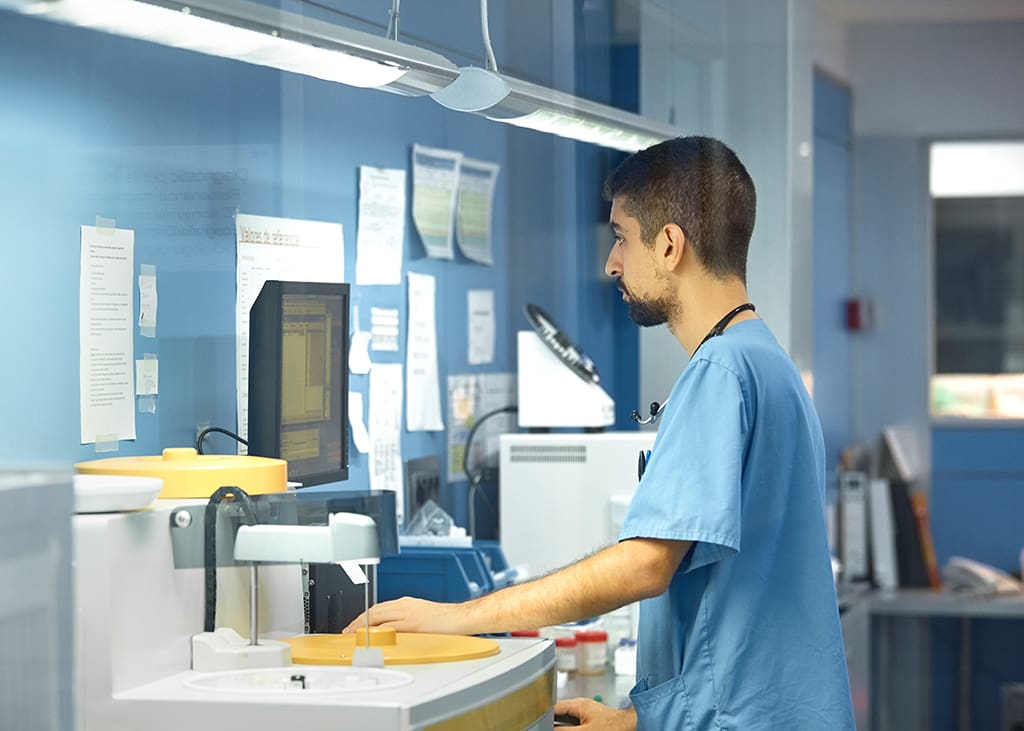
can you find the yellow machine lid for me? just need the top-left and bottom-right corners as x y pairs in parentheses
(75, 447), (287, 499)
(284, 627), (501, 666)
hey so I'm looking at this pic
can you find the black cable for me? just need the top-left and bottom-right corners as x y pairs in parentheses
(462, 406), (517, 538)
(203, 486), (258, 632)
(196, 426), (248, 455)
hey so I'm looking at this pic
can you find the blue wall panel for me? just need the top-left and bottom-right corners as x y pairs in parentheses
(931, 425), (1024, 571)
(929, 425), (1024, 730)
(0, 10), (633, 538)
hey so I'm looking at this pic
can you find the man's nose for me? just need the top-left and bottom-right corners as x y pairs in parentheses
(605, 247), (621, 278)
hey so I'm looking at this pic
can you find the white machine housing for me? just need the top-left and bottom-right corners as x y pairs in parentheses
(516, 331), (614, 429)
(73, 500), (555, 730)
(499, 431), (656, 579)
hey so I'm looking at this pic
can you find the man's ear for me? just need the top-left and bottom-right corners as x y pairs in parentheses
(659, 223), (686, 270)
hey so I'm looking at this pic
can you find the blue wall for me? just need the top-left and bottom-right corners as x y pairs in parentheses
(929, 426), (1024, 729)
(0, 8), (632, 536)
(931, 425), (1024, 571)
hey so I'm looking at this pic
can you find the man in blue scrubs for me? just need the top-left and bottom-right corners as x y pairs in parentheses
(346, 137), (855, 730)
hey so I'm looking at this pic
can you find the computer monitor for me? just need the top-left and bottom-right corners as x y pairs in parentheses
(248, 280), (350, 486)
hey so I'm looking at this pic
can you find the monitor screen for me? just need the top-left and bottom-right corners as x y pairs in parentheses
(248, 280), (349, 486)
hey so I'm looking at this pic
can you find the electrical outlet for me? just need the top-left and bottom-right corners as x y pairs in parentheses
(404, 455), (441, 521)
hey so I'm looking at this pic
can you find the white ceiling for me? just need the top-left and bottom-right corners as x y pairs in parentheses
(815, 0), (1024, 24)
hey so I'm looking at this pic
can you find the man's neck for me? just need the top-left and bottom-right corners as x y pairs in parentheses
(668, 278), (755, 356)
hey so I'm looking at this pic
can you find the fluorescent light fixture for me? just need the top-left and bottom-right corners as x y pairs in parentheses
(931, 141), (1024, 198)
(4, 0), (459, 95)
(432, 66), (681, 152)
(2, 0), (680, 151)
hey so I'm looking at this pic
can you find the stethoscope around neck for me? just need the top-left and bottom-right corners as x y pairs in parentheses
(629, 302), (755, 426)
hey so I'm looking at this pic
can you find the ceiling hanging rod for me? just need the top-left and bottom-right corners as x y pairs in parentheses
(430, 0), (681, 152)
(386, 0), (400, 42)
(479, 0), (498, 72)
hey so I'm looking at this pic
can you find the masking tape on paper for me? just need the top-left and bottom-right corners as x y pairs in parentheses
(95, 216), (116, 234)
(95, 434), (119, 453)
(139, 263), (157, 338)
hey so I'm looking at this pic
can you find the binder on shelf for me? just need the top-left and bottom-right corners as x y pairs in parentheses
(889, 480), (932, 589)
(839, 471), (869, 582)
(909, 491), (942, 589)
(868, 478), (899, 590)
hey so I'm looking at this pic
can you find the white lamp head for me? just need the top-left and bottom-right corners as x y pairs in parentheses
(233, 512), (379, 565)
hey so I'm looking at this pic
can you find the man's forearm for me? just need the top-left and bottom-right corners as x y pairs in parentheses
(458, 537), (690, 634)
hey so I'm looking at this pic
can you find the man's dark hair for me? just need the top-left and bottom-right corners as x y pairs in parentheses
(603, 136), (756, 282)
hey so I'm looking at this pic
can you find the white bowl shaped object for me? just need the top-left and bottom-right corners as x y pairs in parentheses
(73, 473), (162, 513)
(184, 666), (414, 694)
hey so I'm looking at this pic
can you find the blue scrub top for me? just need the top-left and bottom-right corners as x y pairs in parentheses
(620, 320), (855, 730)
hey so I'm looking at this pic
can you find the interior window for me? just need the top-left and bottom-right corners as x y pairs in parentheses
(931, 141), (1024, 418)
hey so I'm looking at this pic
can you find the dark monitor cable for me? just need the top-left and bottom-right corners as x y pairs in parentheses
(462, 405), (518, 539)
(196, 426), (248, 455)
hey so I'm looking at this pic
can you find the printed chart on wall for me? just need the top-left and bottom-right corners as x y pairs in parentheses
(405, 272), (444, 432)
(80, 224), (136, 447)
(369, 363), (404, 524)
(235, 213), (344, 448)
(447, 373), (517, 483)
(456, 158), (499, 265)
(355, 165), (406, 285)
(411, 144), (461, 259)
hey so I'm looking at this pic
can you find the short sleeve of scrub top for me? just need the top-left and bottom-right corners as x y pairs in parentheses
(619, 357), (747, 570)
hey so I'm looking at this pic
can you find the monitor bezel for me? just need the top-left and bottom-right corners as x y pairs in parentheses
(247, 280), (350, 486)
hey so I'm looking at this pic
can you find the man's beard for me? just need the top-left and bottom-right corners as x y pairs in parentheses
(626, 290), (675, 327)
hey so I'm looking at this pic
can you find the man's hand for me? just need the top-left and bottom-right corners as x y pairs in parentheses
(554, 698), (636, 730)
(342, 596), (467, 635)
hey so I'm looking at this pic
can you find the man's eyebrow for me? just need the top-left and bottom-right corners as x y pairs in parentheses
(609, 220), (623, 231)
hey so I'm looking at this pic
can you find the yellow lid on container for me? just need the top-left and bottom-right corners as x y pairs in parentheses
(75, 447), (287, 499)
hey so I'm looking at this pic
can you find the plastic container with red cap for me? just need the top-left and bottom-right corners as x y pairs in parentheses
(574, 630), (608, 675)
(554, 636), (578, 673)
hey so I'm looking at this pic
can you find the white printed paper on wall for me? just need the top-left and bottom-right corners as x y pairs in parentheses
(135, 357), (158, 395)
(235, 213), (344, 446)
(456, 158), (499, 265)
(349, 306), (373, 375)
(369, 363), (404, 523)
(355, 166), (406, 285)
(80, 225), (136, 445)
(412, 144), (462, 259)
(138, 264), (157, 337)
(405, 272), (444, 431)
(467, 289), (495, 365)
(370, 307), (400, 351)
(348, 390), (370, 454)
